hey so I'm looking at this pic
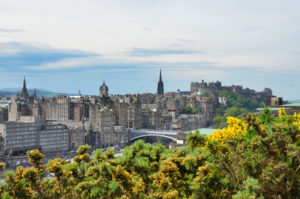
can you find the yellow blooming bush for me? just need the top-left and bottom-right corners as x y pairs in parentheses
(278, 107), (287, 118)
(208, 116), (247, 142)
(293, 112), (300, 130)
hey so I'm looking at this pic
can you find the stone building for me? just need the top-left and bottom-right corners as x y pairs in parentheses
(127, 97), (143, 129)
(0, 121), (70, 156)
(39, 124), (69, 153)
(87, 83), (130, 148)
(8, 96), (20, 122)
(172, 114), (206, 131)
(0, 94), (71, 156)
(69, 127), (86, 150)
(56, 95), (70, 123)
(0, 122), (40, 156)
(89, 103), (128, 148)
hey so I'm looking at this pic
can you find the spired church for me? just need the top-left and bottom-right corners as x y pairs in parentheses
(157, 69), (164, 95)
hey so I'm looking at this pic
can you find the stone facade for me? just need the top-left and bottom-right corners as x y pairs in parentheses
(0, 121), (70, 156)
(0, 122), (40, 155)
(39, 124), (69, 153)
(69, 127), (86, 150)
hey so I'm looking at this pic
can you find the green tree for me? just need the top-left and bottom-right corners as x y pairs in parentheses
(182, 106), (193, 114)
(213, 115), (227, 128)
(225, 107), (248, 117)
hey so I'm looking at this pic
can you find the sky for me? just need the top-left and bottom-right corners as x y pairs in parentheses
(0, 0), (299, 100)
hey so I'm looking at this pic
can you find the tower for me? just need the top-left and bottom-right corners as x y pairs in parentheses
(100, 81), (109, 97)
(157, 69), (164, 95)
(21, 77), (28, 99)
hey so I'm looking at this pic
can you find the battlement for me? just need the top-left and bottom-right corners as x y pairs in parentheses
(190, 80), (273, 101)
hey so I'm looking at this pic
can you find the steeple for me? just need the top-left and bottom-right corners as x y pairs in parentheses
(21, 77), (28, 99)
(159, 69), (162, 82)
(157, 69), (164, 95)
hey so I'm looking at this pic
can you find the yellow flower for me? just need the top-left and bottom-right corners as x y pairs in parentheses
(293, 112), (300, 130)
(259, 125), (266, 132)
(278, 107), (286, 118)
(208, 117), (247, 142)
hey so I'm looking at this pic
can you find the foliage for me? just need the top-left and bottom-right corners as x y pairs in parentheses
(214, 107), (248, 129)
(232, 177), (264, 199)
(182, 106), (202, 114)
(213, 115), (227, 129)
(213, 90), (265, 128)
(0, 109), (299, 198)
(186, 130), (207, 148)
(217, 90), (264, 111)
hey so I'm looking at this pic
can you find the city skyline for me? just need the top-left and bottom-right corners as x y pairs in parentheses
(0, 0), (299, 99)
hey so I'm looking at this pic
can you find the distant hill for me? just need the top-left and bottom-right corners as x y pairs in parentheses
(0, 88), (75, 98)
(288, 99), (300, 104)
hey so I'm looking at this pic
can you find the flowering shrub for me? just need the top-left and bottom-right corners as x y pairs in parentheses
(293, 112), (300, 130)
(207, 116), (247, 142)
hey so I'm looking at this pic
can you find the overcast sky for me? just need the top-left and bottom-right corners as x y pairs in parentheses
(0, 0), (299, 100)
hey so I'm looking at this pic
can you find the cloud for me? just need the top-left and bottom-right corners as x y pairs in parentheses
(128, 48), (203, 57)
(177, 38), (193, 44)
(240, 25), (261, 32)
(0, 42), (99, 71)
(0, 28), (25, 33)
(141, 27), (152, 32)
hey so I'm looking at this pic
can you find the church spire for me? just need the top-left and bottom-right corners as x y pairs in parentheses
(21, 77), (28, 99)
(157, 69), (164, 95)
(159, 69), (162, 82)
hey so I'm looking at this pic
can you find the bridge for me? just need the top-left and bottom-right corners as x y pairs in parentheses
(129, 128), (216, 145)
(129, 129), (185, 144)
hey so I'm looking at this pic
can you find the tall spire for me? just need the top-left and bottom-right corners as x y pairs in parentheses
(157, 69), (164, 95)
(159, 69), (162, 82)
(21, 77), (28, 99)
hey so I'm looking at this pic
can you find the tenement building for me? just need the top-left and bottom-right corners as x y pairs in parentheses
(0, 95), (71, 156)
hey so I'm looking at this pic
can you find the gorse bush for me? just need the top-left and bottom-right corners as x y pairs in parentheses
(0, 108), (299, 199)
